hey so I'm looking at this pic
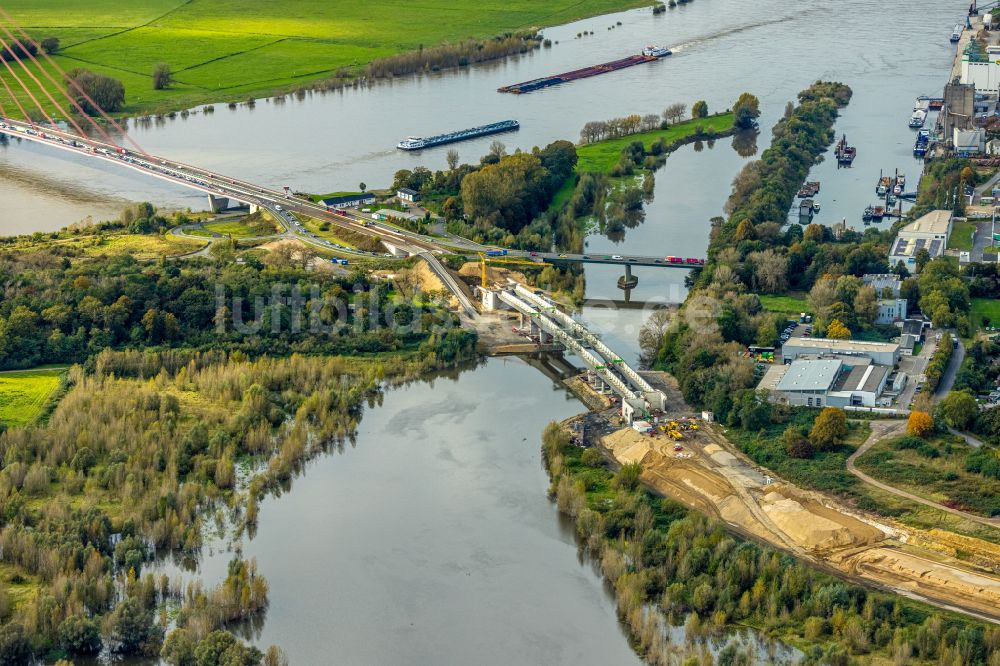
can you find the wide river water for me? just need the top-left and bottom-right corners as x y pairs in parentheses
(1, 0), (966, 662)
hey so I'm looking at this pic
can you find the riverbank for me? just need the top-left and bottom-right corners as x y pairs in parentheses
(543, 408), (1000, 662)
(576, 111), (736, 173)
(5, 0), (652, 119)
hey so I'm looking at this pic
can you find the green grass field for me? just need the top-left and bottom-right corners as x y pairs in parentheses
(972, 297), (1000, 330)
(575, 112), (734, 173)
(758, 293), (808, 316)
(0, 368), (65, 428)
(83, 233), (206, 259)
(203, 219), (275, 238)
(3, 0), (650, 117)
(948, 219), (976, 251)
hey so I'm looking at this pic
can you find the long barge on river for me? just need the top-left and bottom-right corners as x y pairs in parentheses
(498, 45), (671, 94)
(396, 120), (519, 150)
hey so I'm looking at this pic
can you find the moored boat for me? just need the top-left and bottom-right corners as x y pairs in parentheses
(835, 134), (856, 165)
(877, 175), (891, 195)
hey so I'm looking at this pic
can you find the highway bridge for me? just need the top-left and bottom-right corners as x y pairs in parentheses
(491, 283), (665, 418)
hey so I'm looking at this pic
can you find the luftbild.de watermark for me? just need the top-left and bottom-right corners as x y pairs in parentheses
(214, 283), (460, 337)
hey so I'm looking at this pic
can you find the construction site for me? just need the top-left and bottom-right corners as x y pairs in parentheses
(569, 412), (1000, 624)
(442, 259), (1000, 624)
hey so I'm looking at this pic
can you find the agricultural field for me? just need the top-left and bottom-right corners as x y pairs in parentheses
(0, 368), (65, 428)
(576, 112), (734, 173)
(3, 0), (651, 117)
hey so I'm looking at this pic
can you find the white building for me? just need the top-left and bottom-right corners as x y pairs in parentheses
(862, 273), (901, 297)
(888, 210), (952, 271)
(396, 187), (419, 202)
(960, 45), (1000, 92)
(782, 337), (900, 366)
(954, 127), (986, 155)
(875, 299), (908, 325)
(862, 274), (907, 324)
(762, 358), (890, 408)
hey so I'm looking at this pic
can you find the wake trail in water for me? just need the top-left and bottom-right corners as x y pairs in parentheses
(669, 12), (805, 54)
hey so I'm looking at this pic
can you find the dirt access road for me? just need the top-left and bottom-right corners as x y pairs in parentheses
(598, 421), (1000, 624)
(847, 420), (1000, 529)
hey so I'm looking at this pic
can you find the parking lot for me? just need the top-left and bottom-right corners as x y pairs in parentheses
(777, 321), (812, 363)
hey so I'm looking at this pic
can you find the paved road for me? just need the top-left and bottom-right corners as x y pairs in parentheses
(934, 336), (965, 399)
(846, 420), (1000, 528)
(972, 218), (994, 262)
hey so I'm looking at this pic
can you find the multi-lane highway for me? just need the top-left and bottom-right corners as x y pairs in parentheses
(1, 116), (701, 316)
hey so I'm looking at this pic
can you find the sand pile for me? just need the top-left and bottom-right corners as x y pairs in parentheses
(760, 488), (883, 551)
(604, 428), (661, 465)
(852, 548), (1000, 609)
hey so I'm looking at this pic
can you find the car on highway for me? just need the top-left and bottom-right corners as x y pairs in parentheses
(558, 253), (567, 258)
(611, 255), (623, 260)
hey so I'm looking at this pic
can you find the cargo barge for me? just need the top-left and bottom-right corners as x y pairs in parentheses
(396, 120), (519, 150)
(498, 46), (670, 94)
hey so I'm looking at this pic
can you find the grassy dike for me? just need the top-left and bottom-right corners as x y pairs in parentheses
(5, 0), (652, 118)
(540, 421), (1000, 664)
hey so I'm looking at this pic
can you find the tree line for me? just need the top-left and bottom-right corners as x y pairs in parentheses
(0, 225), (476, 370)
(578, 99), (718, 144)
(541, 422), (1000, 665)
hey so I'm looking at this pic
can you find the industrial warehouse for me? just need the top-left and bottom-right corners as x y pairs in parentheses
(758, 337), (902, 408)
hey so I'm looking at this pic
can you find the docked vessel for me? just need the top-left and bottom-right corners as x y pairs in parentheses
(914, 129), (930, 156)
(498, 47), (670, 94)
(396, 119), (520, 150)
(913, 97), (931, 112)
(799, 199), (815, 223)
(797, 181), (821, 198)
(908, 110), (927, 128)
(877, 175), (891, 196)
(835, 134), (856, 165)
(952, 24), (963, 42)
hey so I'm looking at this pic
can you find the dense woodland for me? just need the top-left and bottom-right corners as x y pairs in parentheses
(0, 240), (475, 370)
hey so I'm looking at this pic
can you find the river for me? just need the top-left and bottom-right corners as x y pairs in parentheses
(1, 0), (966, 662)
(160, 358), (643, 665)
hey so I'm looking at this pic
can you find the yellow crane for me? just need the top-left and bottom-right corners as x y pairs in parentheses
(478, 252), (546, 288)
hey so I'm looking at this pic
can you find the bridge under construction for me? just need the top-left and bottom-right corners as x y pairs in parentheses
(483, 282), (666, 420)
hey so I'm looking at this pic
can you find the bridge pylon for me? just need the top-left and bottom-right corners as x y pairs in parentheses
(207, 193), (229, 213)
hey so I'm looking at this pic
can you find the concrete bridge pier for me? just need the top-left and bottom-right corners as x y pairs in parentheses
(207, 194), (229, 213)
(617, 263), (638, 290)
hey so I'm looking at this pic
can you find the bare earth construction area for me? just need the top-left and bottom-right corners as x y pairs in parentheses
(596, 419), (1000, 624)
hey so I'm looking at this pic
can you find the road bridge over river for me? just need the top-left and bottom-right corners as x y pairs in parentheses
(489, 282), (666, 418)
